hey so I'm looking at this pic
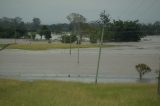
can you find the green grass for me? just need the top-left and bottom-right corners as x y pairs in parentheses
(0, 79), (159, 106)
(6, 43), (116, 50)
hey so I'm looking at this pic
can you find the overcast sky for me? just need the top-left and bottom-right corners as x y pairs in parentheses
(0, 0), (160, 24)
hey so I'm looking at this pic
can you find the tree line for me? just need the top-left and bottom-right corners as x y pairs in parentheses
(0, 14), (160, 43)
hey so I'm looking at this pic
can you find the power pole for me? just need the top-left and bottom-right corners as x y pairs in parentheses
(95, 10), (105, 84)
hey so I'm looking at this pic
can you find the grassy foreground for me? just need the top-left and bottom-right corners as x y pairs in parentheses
(7, 43), (116, 50)
(0, 79), (159, 106)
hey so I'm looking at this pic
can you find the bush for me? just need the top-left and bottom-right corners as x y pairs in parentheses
(90, 34), (98, 43)
(61, 34), (77, 43)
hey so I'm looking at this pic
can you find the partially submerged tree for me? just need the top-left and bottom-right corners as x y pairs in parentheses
(156, 57), (160, 95)
(61, 34), (77, 43)
(135, 64), (151, 80)
(32, 18), (41, 32)
(28, 32), (36, 45)
(67, 13), (86, 62)
(40, 25), (51, 43)
(95, 10), (110, 84)
(67, 13), (86, 43)
(44, 30), (51, 43)
(110, 20), (141, 42)
(156, 69), (160, 95)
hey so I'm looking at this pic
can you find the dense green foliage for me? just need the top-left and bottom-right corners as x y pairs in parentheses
(108, 20), (142, 42)
(61, 34), (77, 43)
(0, 17), (27, 38)
(140, 21), (160, 35)
(90, 34), (98, 43)
(39, 25), (51, 41)
(0, 16), (160, 41)
(88, 20), (143, 43)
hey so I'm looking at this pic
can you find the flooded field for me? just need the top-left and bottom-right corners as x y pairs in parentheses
(0, 36), (160, 83)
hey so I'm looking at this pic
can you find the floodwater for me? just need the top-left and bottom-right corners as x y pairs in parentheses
(0, 36), (160, 83)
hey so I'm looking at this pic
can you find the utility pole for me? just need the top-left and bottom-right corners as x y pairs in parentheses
(95, 10), (105, 84)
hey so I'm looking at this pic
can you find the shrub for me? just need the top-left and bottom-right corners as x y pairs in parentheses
(90, 34), (97, 43)
(61, 34), (77, 43)
(135, 64), (151, 80)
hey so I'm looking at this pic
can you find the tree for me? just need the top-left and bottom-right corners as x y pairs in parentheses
(67, 13), (86, 43)
(0, 17), (21, 39)
(28, 32), (36, 45)
(50, 24), (70, 34)
(90, 34), (98, 43)
(109, 20), (142, 42)
(37, 28), (43, 40)
(30, 32), (36, 40)
(32, 18), (41, 32)
(40, 25), (51, 43)
(67, 13), (86, 62)
(95, 10), (110, 84)
(156, 57), (160, 95)
(16, 22), (27, 38)
(153, 21), (160, 35)
(13, 17), (23, 43)
(61, 34), (77, 43)
(45, 30), (51, 43)
(135, 64), (151, 80)
(79, 22), (99, 43)
(158, 70), (160, 95)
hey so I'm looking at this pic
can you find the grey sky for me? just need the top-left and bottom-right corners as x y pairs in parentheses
(0, 0), (160, 24)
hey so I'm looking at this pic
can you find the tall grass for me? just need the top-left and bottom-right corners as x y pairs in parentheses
(0, 79), (159, 106)
(6, 43), (116, 50)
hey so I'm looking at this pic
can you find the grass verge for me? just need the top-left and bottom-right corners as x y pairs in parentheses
(0, 79), (159, 106)
(7, 43), (116, 50)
